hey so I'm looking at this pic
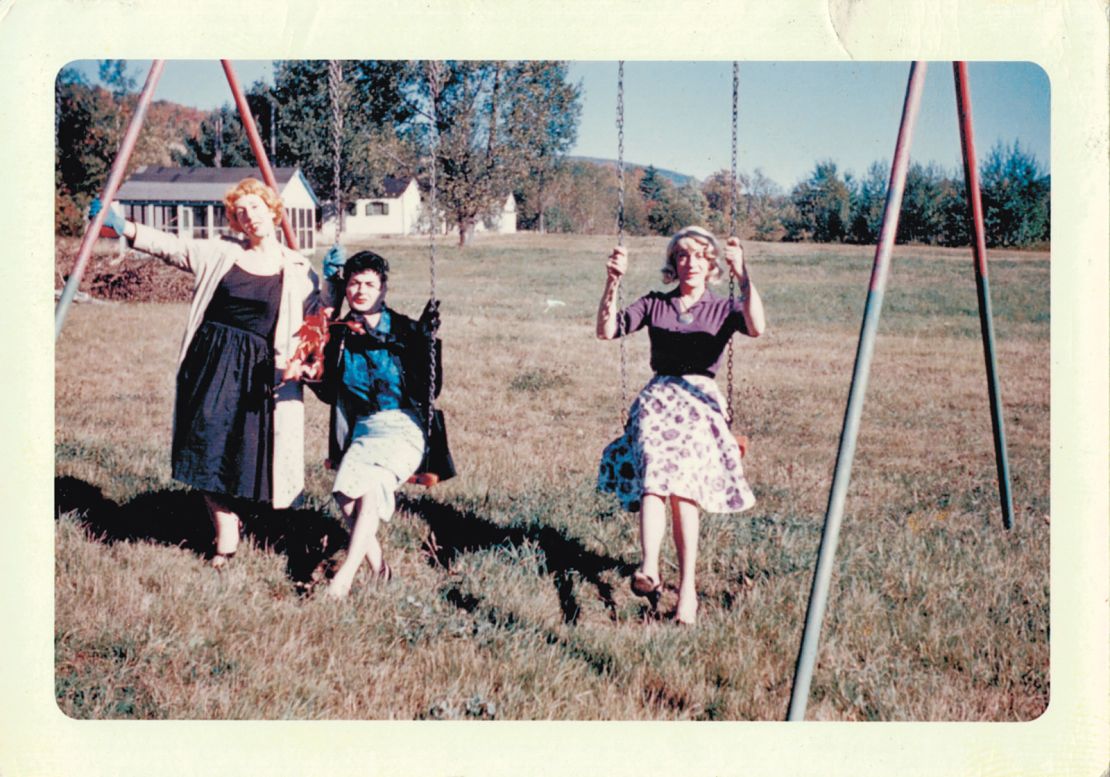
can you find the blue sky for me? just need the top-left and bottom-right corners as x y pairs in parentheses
(65, 59), (1049, 192)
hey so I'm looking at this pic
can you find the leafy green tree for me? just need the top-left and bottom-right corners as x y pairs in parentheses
(415, 60), (582, 245)
(746, 168), (785, 241)
(979, 140), (1050, 247)
(898, 161), (949, 244)
(503, 61), (581, 233)
(938, 177), (971, 247)
(173, 104), (255, 168)
(269, 60), (417, 209)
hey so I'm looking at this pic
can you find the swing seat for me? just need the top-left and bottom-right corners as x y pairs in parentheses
(735, 434), (749, 459)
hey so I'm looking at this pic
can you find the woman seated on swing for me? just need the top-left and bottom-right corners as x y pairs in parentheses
(291, 247), (450, 599)
(89, 179), (319, 568)
(596, 226), (765, 625)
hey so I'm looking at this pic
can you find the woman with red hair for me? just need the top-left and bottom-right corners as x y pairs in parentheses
(90, 178), (319, 567)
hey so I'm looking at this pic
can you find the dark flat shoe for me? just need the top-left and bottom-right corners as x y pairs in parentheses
(630, 570), (662, 598)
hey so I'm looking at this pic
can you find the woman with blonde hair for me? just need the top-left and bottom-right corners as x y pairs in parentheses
(89, 178), (320, 567)
(596, 225), (765, 625)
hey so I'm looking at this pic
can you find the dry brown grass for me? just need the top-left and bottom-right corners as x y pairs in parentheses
(55, 233), (1049, 720)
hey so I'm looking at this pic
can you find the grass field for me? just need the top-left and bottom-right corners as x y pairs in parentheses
(54, 233), (1050, 720)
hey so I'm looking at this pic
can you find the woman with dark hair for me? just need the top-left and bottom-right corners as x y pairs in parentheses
(89, 178), (319, 567)
(596, 226), (766, 625)
(296, 248), (449, 599)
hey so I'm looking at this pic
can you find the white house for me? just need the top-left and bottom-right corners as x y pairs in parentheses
(340, 176), (422, 237)
(113, 166), (319, 253)
(329, 177), (517, 239)
(477, 192), (517, 235)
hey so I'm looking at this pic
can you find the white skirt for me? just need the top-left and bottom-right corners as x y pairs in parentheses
(598, 375), (755, 514)
(333, 408), (425, 521)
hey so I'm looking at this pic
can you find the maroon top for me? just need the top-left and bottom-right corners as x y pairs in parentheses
(617, 288), (750, 377)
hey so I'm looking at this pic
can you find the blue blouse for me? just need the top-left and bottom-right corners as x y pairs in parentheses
(341, 309), (404, 413)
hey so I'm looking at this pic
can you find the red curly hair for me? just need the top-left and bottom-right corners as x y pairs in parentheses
(224, 178), (284, 234)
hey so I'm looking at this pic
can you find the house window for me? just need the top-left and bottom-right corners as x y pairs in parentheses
(123, 203), (144, 223)
(191, 206), (209, 239)
(366, 202), (388, 216)
(150, 204), (179, 233)
(211, 206), (231, 237)
(286, 207), (314, 251)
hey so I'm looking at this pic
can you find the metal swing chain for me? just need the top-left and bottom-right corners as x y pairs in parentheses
(726, 61), (739, 428)
(616, 61), (628, 423)
(328, 60), (344, 245)
(425, 62), (442, 430)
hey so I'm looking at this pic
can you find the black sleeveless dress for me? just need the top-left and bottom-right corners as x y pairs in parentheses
(172, 264), (282, 502)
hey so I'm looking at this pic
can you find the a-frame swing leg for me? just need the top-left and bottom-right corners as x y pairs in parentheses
(219, 60), (299, 249)
(786, 61), (929, 722)
(55, 60), (166, 340)
(953, 61), (1016, 530)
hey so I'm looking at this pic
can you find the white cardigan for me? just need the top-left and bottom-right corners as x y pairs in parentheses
(131, 224), (319, 508)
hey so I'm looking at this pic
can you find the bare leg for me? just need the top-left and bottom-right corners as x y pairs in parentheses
(328, 492), (385, 599)
(638, 494), (668, 583)
(670, 495), (700, 625)
(204, 494), (240, 569)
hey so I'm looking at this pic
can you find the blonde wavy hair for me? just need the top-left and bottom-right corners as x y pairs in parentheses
(224, 178), (284, 234)
(661, 225), (723, 284)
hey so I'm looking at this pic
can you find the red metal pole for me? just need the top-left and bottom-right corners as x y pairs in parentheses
(953, 61), (1015, 529)
(220, 60), (299, 249)
(55, 60), (166, 339)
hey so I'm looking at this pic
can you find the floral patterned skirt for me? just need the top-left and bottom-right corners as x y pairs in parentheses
(597, 374), (756, 514)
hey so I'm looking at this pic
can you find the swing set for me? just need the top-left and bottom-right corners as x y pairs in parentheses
(56, 58), (1017, 722)
(612, 61), (1015, 721)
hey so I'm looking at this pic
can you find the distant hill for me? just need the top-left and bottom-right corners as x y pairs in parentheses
(567, 156), (696, 187)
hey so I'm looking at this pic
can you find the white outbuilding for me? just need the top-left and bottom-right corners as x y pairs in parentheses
(113, 166), (320, 253)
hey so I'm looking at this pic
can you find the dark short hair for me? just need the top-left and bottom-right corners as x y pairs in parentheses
(343, 250), (389, 285)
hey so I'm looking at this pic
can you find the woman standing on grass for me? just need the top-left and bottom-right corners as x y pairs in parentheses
(596, 226), (765, 625)
(89, 178), (319, 567)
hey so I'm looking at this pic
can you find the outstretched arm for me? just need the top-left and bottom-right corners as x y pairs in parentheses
(596, 246), (627, 340)
(89, 198), (217, 274)
(723, 237), (766, 337)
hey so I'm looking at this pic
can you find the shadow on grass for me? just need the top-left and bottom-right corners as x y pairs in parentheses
(398, 493), (634, 625)
(54, 475), (346, 593)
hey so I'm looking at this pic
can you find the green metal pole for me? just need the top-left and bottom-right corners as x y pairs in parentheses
(953, 61), (1015, 530)
(787, 62), (928, 721)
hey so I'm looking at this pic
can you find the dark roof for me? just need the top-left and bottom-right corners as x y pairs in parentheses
(381, 176), (415, 198)
(116, 166), (318, 205)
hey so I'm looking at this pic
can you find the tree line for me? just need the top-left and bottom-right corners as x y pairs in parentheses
(56, 60), (1049, 249)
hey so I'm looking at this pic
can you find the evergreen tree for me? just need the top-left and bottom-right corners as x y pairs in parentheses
(898, 161), (948, 244)
(979, 140), (1050, 247)
(787, 161), (850, 242)
(848, 160), (888, 244)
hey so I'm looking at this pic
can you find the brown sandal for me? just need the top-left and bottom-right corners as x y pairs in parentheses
(630, 570), (662, 598)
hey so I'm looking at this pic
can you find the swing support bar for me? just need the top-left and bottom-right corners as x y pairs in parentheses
(953, 61), (1015, 530)
(54, 60), (166, 340)
(787, 61), (928, 721)
(220, 61), (298, 249)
